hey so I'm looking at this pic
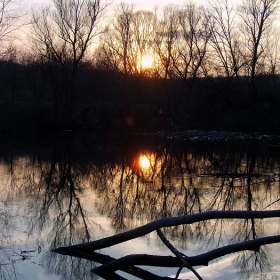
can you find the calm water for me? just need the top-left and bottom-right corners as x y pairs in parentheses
(1, 131), (280, 280)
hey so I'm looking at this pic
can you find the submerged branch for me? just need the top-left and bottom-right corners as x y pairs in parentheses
(52, 210), (280, 254)
(51, 210), (280, 279)
(156, 228), (202, 280)
(52, 249), (178, 279)
(88, 235), (280, 274)
(57, 234), (280, 279)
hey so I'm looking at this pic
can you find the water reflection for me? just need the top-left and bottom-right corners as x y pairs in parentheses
(0, 133), (280, 279)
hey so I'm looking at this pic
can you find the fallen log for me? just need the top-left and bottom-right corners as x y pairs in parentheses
(52, 234), (280, 270)
(50, 249), (179, 279)
(52, 210), (280, 255)
(51, 210), (280, 279)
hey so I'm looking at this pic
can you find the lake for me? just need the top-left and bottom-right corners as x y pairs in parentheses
(0, 130), (280, 280)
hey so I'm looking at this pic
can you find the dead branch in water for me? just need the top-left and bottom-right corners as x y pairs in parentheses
(156, 228), (202, 280)
(51, 210), (280, 279)
(53, 210), (280, 253)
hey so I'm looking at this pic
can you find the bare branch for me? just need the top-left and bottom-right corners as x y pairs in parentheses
(0, 0), (27, 56)
(52, 210), (280, 253)
(157, 228), (202, 280)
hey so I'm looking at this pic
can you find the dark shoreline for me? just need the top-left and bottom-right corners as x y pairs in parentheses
(0, 100), (279, 136)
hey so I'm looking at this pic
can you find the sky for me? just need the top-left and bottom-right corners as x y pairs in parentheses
(26, 0), (187, 4)
(24, 0), (203, 10)
(113, 0), (186, 5)
(23, 0), (242, 13)
(14, 0), (190, 48)
(19, 0), (244, 15)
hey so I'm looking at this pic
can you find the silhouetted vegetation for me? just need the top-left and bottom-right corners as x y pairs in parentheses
(0, 60), (280, 133)
(0, 0), (279, 133)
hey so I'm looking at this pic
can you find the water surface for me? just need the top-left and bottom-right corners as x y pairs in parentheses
(0, 131), (280, 280)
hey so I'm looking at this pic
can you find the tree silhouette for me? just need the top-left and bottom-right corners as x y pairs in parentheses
(30, 0), (111, 116)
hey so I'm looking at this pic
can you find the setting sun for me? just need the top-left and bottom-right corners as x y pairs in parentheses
(137, 54), (153, 71)
(141, 55), (153, 69)
(139, 155), (150, 169)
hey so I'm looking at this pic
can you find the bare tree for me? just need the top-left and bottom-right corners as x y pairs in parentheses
(154, 5), (179, 79)
(131, 10), (156, 74)
(171, 2), (211, 89)
(99, 5), (156, 76)
(0, 0), (25, 57)
(98, 2), (135, 75)
(30, 0), (111, 115)
(263, 28), (280, 82)
(4, 45), (22, 102)
(207, 0), (245, 80)
(238, 0), (278, 98)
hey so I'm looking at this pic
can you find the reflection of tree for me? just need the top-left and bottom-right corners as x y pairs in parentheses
(229, 143), (272, 278)
(0, 134), (280, 279)
(13, 142), (101, 279)
(42, 252), (97, 280)
(186, 140), (280, 279)
(24, 145), (95, 248)
(112, 163), (127, 231)
(90, 138), (280, 279)
(0, 152), (36, 280)
(0, 201), (18, 280)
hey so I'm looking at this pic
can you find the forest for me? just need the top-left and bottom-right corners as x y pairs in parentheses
(0, 0), (279, 133)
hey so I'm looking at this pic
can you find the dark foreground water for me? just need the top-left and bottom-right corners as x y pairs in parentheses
(0, 131), (280, 280)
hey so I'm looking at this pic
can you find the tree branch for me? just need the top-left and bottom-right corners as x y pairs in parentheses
(52, 210), (280, 254)
(156, 228), (202, 280)
(89, 234), (280, 274)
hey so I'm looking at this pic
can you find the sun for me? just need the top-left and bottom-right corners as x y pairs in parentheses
(141, 55), (153, 69)
(139, 155), (150, 169)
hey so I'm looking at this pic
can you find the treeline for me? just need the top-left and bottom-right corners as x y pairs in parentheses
(0, 0), (279, 133)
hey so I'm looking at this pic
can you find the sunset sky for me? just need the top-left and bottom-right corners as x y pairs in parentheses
(16, 0), (245, 18)
(22, 0), (242, 13)
(24, 0), (193, 10)
(113, 0), (186, 5)
(25, 0), (187, 4)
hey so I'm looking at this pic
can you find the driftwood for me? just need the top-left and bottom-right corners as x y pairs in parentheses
(52, 210), (280, 279)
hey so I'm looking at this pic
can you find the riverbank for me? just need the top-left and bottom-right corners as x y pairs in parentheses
(0, 101), (279, 135)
